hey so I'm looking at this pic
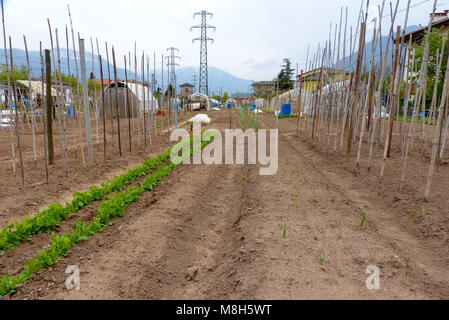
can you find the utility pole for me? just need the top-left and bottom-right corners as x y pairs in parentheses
(191, 10), (215, 96)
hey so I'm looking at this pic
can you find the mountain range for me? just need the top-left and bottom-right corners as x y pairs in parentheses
(0, 48), (253, 95)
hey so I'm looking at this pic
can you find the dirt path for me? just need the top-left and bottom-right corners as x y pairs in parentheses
(6, 110), (449, 300)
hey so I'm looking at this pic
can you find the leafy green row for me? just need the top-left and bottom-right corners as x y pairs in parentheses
(0, 133), (216, 297)
(247, 106), (259, 130)
(238, 106), (246, 129)
(279, 114), (298, 119)
(0, 152), (173, 253)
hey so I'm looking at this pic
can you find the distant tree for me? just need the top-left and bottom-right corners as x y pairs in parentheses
(0, 65), (29, 83)
(222, 92), (229, 102)
(165, 84), (174, 97)
(275, 58), (294, 91)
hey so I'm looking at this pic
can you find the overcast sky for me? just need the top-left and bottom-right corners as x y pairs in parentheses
(2, 0), (448, 81)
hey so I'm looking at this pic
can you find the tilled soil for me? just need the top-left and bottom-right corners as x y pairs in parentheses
(2, 110), (449, 300)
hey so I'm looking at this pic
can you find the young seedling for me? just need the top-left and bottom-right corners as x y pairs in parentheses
(286, 156), (289, 164)
(409, 211), (416, 217)
(242, 175), (246, 181)
(360, 212), (367, 229)
(302, 176), (308, 184)
(296, 202), (299, 208)
(312, 198), (318, 209)
(328, 279), (333, 286)
(292, 194), (297, 201)
(313, 234), (318, 241)
(283, 224), (287, 237)
(259, 278), (264, 285)
(417, 208), (428, 218)
(331, 195), (336, 203)
(318, 249), (325, 264)
(258, 228), (262, 239)
(274, 192), (279, 197)
(389, 256), (393, 267)
(326, 184), (329, 191)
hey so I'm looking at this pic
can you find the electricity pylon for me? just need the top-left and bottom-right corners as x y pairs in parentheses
(191, 10), (215, 96)
(166, 47), (180, 95)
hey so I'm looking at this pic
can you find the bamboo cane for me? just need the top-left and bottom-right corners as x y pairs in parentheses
(134, 43), (140, 146)
(357, 19), (379, 167)
(79, 38), (93, 164)
(142, 51), (147, 147)
(55, 28), (69, 176)
(23, 35), (36, 160)
(105, 42), (114, 145)
(112, 46), (122, 156)
(380, 25), (401, 179)
(400, 0), (437, 189)
(424, 37), (449, 201)
(67, 5), (86, 168)
(147, 54), (152, 145)
(99, 54), (106, 160)
(124, 54), (131, 153)
(91, 38), (99, 145)
(40, 42), (49, 184)
(10, 37), (25, 191)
